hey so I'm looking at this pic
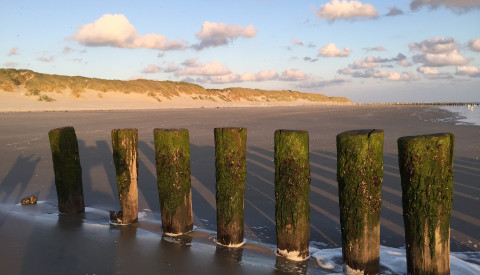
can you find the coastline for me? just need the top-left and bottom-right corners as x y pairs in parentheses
(1, 105), (479, 273)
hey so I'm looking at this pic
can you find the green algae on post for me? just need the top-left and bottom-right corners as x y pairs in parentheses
(214, 128), (247, 246)
(111, 129), (139, 224)
(274, 129), (310, 260)
(48, 126), (85, 214)
(336, 129), (384, 274)
(398, 133), (454, 275)
(154, 129), (193, 235)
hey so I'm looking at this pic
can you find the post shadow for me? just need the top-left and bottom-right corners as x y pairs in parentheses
(0, 154), (41, 204)
(137, 140), (161, 213)
(189, 143), (217, 231)
(77, 139), (118, 207)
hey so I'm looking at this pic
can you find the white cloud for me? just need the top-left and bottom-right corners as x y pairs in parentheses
(319, 43), (351, 57)
(279, 68), (309, 81)
(240, 70), (278, 82)
(142, 64), (162, 74)
(413, 50), (469, 67)
(63, 46), (75, 54)
(71, 14), (187, 50)
(409, 37), (458, 54)
(410, 0), (480, 13)
(385, 6), (404, 16)
(468, 38), (480, 52)
(182, 58), (200, 68)
(207, 73), (241, 84)
(417, 66), (453, 79)
(345, 53), (408, 69)
(456, 66), (480, 77)
(363, 46), (386, 52)
(291, 38), (304, 46)
(351, 56), (381, 69)
(315, 0), (379, 21)
(410, 37), (470, 67)
(4, 61), (19, 68)
(176, 61), (233, 76)
(8, 47), (18, 56)
(398, 59), (412, 67)
(183, 69), (279, 84)
(193, 21), (258, 50)
(165, 62), (179, 73)
(298, 76), (349, 88)
(339, 67), (420, 81)
(37, 56), (55, 62)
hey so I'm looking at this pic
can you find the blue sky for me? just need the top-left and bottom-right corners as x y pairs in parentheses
(1, 0), (480, 102)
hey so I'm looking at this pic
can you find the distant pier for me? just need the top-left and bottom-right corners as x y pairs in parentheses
(364, 102), (480, 106)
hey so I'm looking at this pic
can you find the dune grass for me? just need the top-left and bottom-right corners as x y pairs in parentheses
(0, 68), (350, 103)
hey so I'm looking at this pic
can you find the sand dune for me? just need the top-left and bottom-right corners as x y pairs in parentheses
(0, 68), (352, 112)
(0, 87), (352, 112)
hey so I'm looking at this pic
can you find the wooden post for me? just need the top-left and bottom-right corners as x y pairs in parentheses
(214, 127), (247, 246)
(398, 133), (454, 275)
(336, 129), (384, 274)
(154, 129), (193, 235)
(111, 129), (138, 224)
(274, 130), (310, 261)
(48, 126), (85, 214)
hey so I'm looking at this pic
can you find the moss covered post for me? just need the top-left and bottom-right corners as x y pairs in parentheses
(214, 127), (247, 246)
(274, 130), (310, 261)
(111, 129), (138, 224)
(154, 129), (193, 235)
(336, 129), (384, 274)
(398, 133), (454, 275)
(48, 126), (85, 214)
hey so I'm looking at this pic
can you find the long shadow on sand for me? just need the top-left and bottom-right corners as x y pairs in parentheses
(0, 154), (41, 205)
(78, 140), (118, 208)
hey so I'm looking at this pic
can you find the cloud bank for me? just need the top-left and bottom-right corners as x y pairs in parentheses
(315, 0), (379, 21)
(71, 14), (187, 50)
(193, 22), (258, 50)
(169, 58), (315, 85)
(410, 0), (480, 13)
(417, 66), (453, 79)
(456, 66), (480, 77)
(409, 37), (470, 67)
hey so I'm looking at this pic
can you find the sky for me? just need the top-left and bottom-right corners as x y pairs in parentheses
(1, 0), (480, 103)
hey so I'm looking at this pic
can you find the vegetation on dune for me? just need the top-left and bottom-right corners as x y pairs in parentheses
(0, 68), (350, 103)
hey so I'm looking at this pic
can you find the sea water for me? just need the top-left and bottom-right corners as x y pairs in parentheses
(441, 105), (480, 126)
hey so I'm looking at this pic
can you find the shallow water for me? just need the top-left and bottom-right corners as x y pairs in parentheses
(440, 105), (480, 126)
(1, 202), (479, 274)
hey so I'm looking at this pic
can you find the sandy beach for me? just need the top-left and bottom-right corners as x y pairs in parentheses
(1, 105), (479, 274)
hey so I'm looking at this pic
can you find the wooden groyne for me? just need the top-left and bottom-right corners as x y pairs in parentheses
(46, 126), (455, 273)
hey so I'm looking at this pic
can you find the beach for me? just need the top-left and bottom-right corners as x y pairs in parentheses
(1, 105), (479, 274)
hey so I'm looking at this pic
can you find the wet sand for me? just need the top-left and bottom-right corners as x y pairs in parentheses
(0, 105), (479, 273)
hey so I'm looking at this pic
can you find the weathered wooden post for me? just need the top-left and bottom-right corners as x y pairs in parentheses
(214, 127), (247, 246)
(154, 129), (193, 235)
(111, 129), (138, 224)
(398, 133), (454, 275)
(336, 129), (384, 274)
(274, 130), (310, 261)
(48, 126), (85, 214)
